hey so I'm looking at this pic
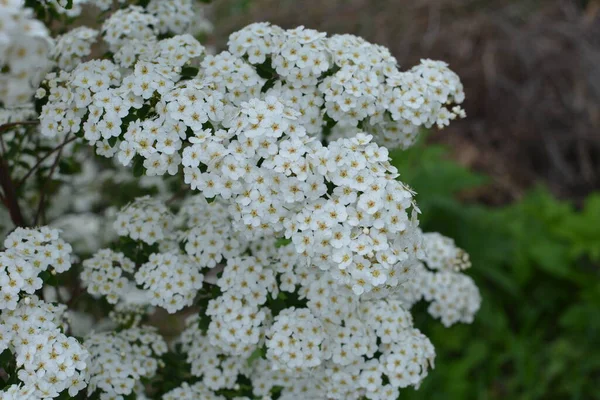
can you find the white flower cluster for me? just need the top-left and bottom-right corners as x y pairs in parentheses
(0, 1), (52, 106)
(178, 196), (248, 269)
(102, 5), (158, 53)
(37, 20), (467, 297)
(80, 249), (135, 304)
(406, 232), (481, 327)
(163, 382), (231, 400)
(135, 252), (204, 313)
(179, 316), (248, 392)
(229, 23), (466, 149)
(51, 27), (98, 72)
(171, 241), (439, 399)
(422, 231), (471, 271)
(0, 297), (89, 399)
(266, 307), (326, 370)
(147, 0), (195, 35)
(84, 326), (167, 399)
(114, 196), (175, 245)
(1, 227), (72, 310)
(12, 8), (481, 398)
(178, 95), (423, 295)
(108, 298), (153, 328)
(207, 256), (277, 356)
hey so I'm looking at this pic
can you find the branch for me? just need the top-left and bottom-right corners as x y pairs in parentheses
(0, 154), (26, 227)
(33, 133), (71, 226)
(17, 136), (78, 188)
(0, 120), (39, 134)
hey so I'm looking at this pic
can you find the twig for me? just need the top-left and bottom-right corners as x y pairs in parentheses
(0, 154), (26, 227)
(17, 136), (78, 188)
(33, 133), (71, 226)
(0, 120), (39, 134)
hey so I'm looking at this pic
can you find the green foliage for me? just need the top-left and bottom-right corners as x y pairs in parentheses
(390, 139), (600, 399)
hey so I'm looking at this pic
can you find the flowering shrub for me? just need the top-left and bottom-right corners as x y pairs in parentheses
(0, 1), (480, 399)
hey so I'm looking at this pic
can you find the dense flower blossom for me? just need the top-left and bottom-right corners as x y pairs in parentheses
(135, 251), (204, 313)
(114, 196), (175, 245)
(0, 1), (52, 106)
(0, 296), (89, 398)
(1, 227), (72, 310)
(84, 326), (167, 398)
(0, 3), (480, 399)
(80, 249), (135, 304)
(51, 27), (98, 72)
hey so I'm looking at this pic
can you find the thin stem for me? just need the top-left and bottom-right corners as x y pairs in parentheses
(18, 136), (78, 188)
(33, 133), (71, 226)
(0, 154), (26, 227)
(0, 120), (39, 134)
(0, 131), (6, 154)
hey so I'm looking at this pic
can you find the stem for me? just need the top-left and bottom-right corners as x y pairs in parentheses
(17, 136), (78, 188)
(0, 154), (26, 227)
(33, 133), (71, 226)
(0, 120), (39, 134)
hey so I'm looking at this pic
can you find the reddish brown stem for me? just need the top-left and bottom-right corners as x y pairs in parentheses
(0, 154), (26, 227)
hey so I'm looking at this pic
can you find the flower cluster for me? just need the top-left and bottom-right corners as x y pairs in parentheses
(0, 1), (52, 106)
(229, 23), (466, 148)
(1, 227), (72, 310)
(163, 382), (233, 400)
(147, 0), (196, 35)
(51, 27), (98, 72)
(135, 252), (204, 313)
(80, 249), (135, 304)
(407, 232), (481, 326)
(101, 5), (158, 53)
(114, 196), (175, 245)
(266, 307), (326, 370)
(0, 3), (483, 398)
(0, 296), (89, 399)
(207, 256), (277, 356)
(84, 326), (167, 399)
(178, 196), (248, 269)
(172, 240), (439, 399)
(179, 315), (248, 391)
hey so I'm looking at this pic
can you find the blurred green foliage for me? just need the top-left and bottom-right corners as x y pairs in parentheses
(390, 140), (600, 400)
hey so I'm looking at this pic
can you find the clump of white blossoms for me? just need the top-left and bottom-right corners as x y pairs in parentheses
(114, 196), (175, 245)
(80, 249), (135, 304)
(0, 2), (481, 399)
(0, 1), (53, 106)
(84, 326), (167, 398)
(1, 227), (72, 310)
(135, 251), (204, 313)
(0, 296), (89, 399)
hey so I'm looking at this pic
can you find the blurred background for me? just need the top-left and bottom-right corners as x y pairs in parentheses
(203, 1), (600, 399)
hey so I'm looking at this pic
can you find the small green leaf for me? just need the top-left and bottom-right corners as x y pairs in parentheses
(132, 156), (145, 177)
(181, 66), (199, 79)
(275, 238), (291, 248)
(247, 345), (266, 366)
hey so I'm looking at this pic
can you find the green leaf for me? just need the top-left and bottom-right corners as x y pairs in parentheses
(58, 158), (82, 175)
(132, 156), (145, 177)
(181, 66), (199, 79)
(275, 238), (291, 248)
(247, 345), (266, 367)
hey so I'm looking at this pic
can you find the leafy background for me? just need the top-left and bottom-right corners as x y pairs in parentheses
(390, 139), (600, 399)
